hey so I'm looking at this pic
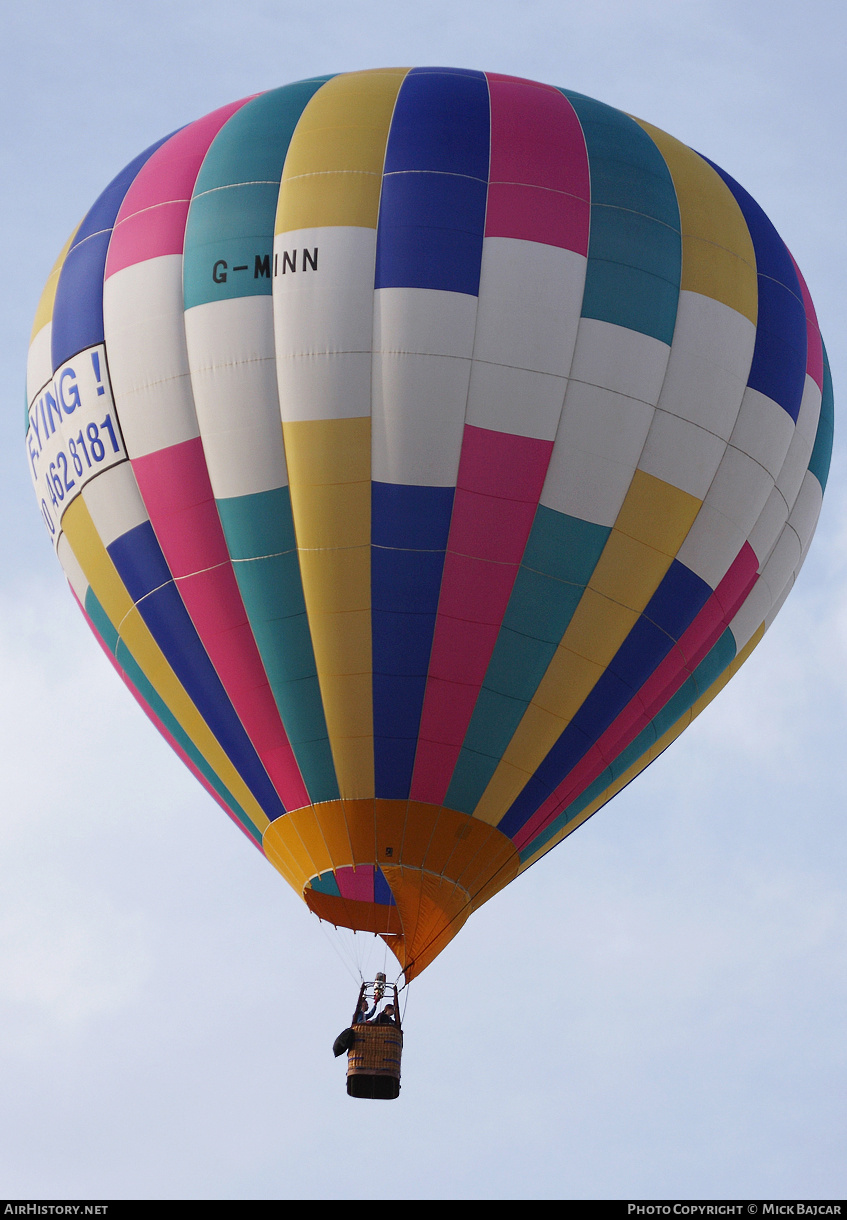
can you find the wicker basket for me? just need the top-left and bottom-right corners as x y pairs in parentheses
(347, 1024), (403, 1100)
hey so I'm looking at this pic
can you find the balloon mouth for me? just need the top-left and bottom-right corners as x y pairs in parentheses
(263, 799), (520, 978)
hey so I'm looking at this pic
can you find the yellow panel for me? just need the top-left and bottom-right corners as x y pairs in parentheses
(517, 625), (764, 872)
(287, 483), (371, 550)
(285, 807), (334, 874)
(62, 498), (271, 834)
(311, 798), (355, 864)
(559, 588), (640, 665)
(31, 226), (80, 340)
(587, 531), (671, 611)
(633, 118), (758, 324)
(262, 817), (318, 890)
(283, 417), (373, 797)
(614, 470), (702, 557)
(472, 760), (537, 827)
(277, 69), (408, 234)
(276, 173), (384, 233)
(283, 417), (371, 487)
(296, 556), (370, 618)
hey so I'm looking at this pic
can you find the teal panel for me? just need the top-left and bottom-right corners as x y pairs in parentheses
(184, 77), (333, 310)
(217, 487), (297, 562)
(484, 627), (559, 698)
(463, 686), (534, 758)
(83, 588), (263, 844)
(522, 505), (610, 584)
(216, 488), (339, 802)
(808, 341), (834, 492)
(519, 627), (738, 862)
(445, 509), (609, 814)
(502, 569), (585, 645)
(560, 88), (681, 344)
(310, 870), (341, 897)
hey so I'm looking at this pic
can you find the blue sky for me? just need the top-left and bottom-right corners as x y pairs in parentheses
(1, 0), (845, 1200)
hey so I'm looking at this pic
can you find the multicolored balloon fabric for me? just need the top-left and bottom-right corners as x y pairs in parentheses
(26, 69), (833, 980)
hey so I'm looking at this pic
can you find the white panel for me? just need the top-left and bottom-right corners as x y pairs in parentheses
(278, 352), (373, 423)
(568, 318), (670, 403)
(659, 290), (755, 439)
(273, 227), (375, 424)
(774, 375), (821, 512)
(794, 372), (823, 449)
(638, 409), (726, 499)
(27, 323), (52, 405)
(273, 226), (375, 354)
(83, 460), (150, 548)
(57, 533), (90, 606)
(185, 295), (287, 500)
(374, 286), (477, 358)
(729, 386), (795, 480)
(371, 286), (475, 486)
(763, 480), (823, 633)
(372, 352), (471, 486)
(675, 503), (747, 590)
(758, 527), (802, 611)
(471, 237), (585, 375)
(104, 255), (199, 457)
(787, 471), (824, 555)
(729, 578), (770, 653)
(540, 381), (653, 526)
(695, 445), (774, 541)
(465, 363), (567, 440)
(763, 573), (794, 633)
(746, 486), (789, 569)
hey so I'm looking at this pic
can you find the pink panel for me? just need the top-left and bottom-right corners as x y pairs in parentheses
(457, 425), (552, 498)
(133, 439), (228, 575)
(105, 97), (254, 276)
(131, 438), (310, 811)
(336, 865), (375, 903)
(485, 74), (590, 253)
(435, 553), (517, 624)
(75, 590), (262, 850)
(511, 547), (762, 851)
(448, 490), (536, 564)
(411, 428), (556, 803)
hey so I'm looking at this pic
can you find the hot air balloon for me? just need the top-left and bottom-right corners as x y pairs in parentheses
(26, 68), (833, 992)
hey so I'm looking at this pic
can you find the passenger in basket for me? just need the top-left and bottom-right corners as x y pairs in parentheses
(354, 996), (376, 1023)
(374, 1003), (398, 1027)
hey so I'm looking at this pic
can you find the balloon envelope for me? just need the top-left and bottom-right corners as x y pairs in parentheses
(26, 69), (833, 979)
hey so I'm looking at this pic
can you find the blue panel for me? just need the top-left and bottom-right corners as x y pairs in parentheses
(51, 134), (175, 370)
(809, 343), (834, 491)
(703, 157), (807, 421)
(382, 68), (490, 179)
(371, 481), (453, 548)
(643, 559), (712, 639)
(374, 867), (397, 907)
(107, 521), (286, 821)
(375, 67), (490, 296)
(605, 616), (674, 692)
(371, 481), (453, 799)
